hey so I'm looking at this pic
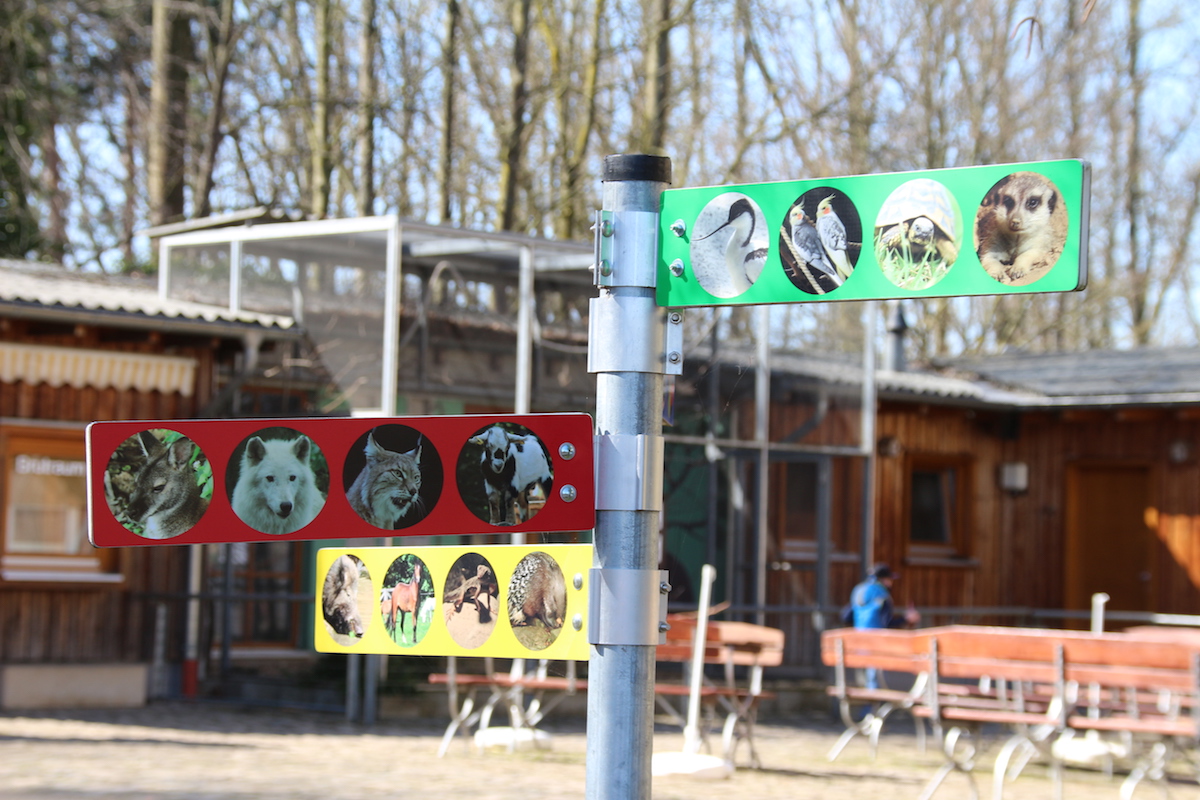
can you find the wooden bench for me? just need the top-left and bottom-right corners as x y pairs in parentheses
(655, 615), (785, 767)
(430, 657), (586, 756)
(429, 615), (783, 766)
(821, 626), (931, 760)
(822, 625), (1200, 799)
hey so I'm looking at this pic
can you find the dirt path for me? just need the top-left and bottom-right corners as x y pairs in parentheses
(0, 704), (1197, 799)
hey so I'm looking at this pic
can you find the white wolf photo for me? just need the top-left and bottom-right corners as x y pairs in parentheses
(230, 431), (327, 535)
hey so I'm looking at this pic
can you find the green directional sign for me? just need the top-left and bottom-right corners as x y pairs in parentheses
(657, 159), (1090, 308)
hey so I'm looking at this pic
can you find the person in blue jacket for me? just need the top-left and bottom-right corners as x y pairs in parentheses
(849, 563), (919, 689)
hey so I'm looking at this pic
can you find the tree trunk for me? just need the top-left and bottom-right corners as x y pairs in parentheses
(356, 0), (377, 216)
(440, 0), (459, 224)
(195, 0), (237, 219)
(310, 0), (332, 220)
(499, 0), (531, 231)
(147, 0), (192, 227)
(640, 0), (670, 153)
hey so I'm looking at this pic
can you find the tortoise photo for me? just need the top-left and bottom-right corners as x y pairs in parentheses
(874, 178), (962, 290)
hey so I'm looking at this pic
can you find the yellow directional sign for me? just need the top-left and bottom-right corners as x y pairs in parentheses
(315, 544), (592, 660)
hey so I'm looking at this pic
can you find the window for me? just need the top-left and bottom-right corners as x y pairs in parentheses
(773, 455), (861, 562)
(208, 542), (302, 646)
(906, 454), (970, 560)
(1, 424), (119, 581)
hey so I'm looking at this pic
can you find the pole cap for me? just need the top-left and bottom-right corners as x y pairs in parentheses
(603, 154), (672, 184)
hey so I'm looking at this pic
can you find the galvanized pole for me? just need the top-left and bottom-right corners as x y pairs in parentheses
(586, 154), (672, 800)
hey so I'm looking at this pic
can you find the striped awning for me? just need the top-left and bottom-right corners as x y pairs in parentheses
(0, 342), (197, 397)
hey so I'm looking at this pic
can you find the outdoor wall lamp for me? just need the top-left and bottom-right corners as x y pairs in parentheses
(999, 462), (1029, 494)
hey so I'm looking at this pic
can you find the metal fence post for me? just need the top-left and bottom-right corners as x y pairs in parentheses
(586, 153), (672, 800)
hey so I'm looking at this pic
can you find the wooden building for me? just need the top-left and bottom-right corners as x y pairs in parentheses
(669, 341), (1200, 672)
(0, 258), (297, 706)
(7, 219), (1200, 700)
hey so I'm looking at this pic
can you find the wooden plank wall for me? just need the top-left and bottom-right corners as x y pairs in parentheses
(0, 325), (220, 664)
(873, 402), (1200, 620)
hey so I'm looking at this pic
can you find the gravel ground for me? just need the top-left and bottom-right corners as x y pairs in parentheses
(0, 702), (1197, 799)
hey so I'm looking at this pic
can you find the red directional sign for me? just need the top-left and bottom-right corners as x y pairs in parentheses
(86, 414), (595, 547)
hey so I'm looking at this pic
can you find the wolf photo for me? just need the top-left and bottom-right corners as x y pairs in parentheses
(104, 429), (212, 539)
(342, 424), (443, 530)
(225, 427), (329, 536)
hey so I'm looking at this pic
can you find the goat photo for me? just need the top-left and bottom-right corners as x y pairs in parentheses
(457, 423), (553, 527)
(380, 554), (433, 646)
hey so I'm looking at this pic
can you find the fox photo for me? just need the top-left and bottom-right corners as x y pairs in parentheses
(225, 427), (329, 536)
(103, 429), (212, 540)
(342, 424), (443, 530)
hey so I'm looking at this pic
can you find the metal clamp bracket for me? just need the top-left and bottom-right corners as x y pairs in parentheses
(665, 309), (684, 376)
(594, 433), (664, 511)
(588, 568), (670, 646)
(592, 209), (660, 289)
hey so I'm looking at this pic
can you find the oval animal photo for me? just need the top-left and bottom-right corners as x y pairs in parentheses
(322, 554), (373, 645)
(225, 427), (329, 535)
(380, 554), (434, 647)
(104, 429), (212, 539)
(508, 551), (568, 651)
(689, 192), (769, 298)
(443, 553), (499, 650)
(875, 178), (963, 291)
(974, 171), (1068, 286)
(458, 422), (553, 527)
(342, 424), (442, 530)
(779, 187), (861, 295)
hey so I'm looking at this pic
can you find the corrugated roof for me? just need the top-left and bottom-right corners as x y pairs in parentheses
(694, 344), (1200, 409)
(941, 349), (1200, 406)
(0, 260), (295, 335)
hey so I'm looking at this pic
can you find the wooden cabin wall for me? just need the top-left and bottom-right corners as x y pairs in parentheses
(0, 327), (220, 664)
(874, 402), (1200, 620)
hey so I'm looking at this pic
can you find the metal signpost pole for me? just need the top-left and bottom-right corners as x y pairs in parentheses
(586, 154), (672, 800)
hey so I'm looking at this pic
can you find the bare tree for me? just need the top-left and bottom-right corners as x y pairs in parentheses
(147, 0), (193, 227)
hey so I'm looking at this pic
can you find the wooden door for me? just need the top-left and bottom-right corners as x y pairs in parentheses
(1065, 464), (1154, 615)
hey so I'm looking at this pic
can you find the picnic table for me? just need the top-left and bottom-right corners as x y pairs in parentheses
(822, 624), (1200, 799)
(430, 615), (784, 766)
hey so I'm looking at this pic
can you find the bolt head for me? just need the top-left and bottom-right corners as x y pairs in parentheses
(559, 442), (576, 460)
(668, 351), (681, 364)
(560, 484), (577, 503)
(669, 258), (685, 277)
(659, 621), (670, 633)
(670, 219), (687, 237)
(573, 573), (583, 591)
(572, 614), (583, 631)
(599, 259), (612, 276)
(669, 312), (682, 324)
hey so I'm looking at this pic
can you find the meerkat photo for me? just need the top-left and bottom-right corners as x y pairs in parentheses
(974, 171), (1068, 286)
